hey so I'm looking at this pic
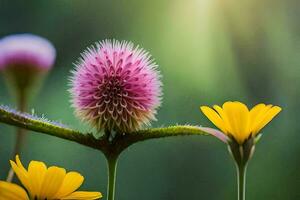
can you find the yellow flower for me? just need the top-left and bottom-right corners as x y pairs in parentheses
(0, 155), (102, 200)
(200, 101), (281, 144)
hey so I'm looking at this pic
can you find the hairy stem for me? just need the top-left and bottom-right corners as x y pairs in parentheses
(0, 106), (208, 152)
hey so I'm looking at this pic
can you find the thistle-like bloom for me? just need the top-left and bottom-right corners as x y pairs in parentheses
(0, 34), (56, 71)
(200, 101), (281, 144)
(70, 40), (162, 132)
(0, 155), (102, 200)
(0, 34), (56, 93)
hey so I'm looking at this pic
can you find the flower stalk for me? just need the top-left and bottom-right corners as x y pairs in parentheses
(13, 87), (28, 154)
(6, 88), (27, 182)
(106, 155), (119, 200)
(237, 163), (247, 200)
(228, 138), (254, 200)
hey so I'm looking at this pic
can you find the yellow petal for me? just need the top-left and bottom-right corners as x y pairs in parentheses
(10, 158), (32, 197)
(39, 166), (66, 199)
(222, 101), (250, 144)
(27, 161), (47, 199)
(61, 191), (102, 200)
(213, 105), (232, 134)
(252, 106), (282, 135)
(55, 172), (84, 198)
(249, 104), (266, 121)
(249, 104), (272, 132)
(0, 181), (29, 200)
(15, 155), (27, 173)
(200, 106), (227, 133)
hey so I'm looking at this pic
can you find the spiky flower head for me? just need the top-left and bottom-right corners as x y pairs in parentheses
(70, 40), (162, 133)
(0, 33), (56, 71)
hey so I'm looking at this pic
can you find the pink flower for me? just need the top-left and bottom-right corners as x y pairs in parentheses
(70, 40), (162, 132)
(0, 34), (56, 71)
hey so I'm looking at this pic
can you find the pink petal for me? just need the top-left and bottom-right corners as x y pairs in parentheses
(199, 127), (229, 143)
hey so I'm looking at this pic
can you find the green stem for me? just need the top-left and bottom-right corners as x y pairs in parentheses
(6, 89), (27, 182)
(237, 164), (247, 200)
(106, 155), (119, 200)
(15, 89), (27, 150)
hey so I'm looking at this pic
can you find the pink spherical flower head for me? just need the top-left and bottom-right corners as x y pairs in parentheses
(0, 33), (56, 71)
(70, 40), (162, 133)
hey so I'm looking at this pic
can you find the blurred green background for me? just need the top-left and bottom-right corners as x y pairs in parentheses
(0, 0), (299, 199)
